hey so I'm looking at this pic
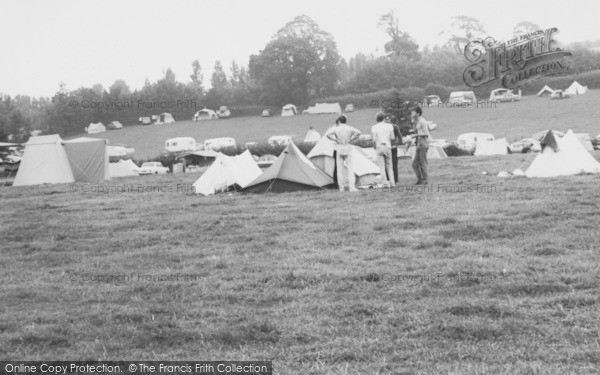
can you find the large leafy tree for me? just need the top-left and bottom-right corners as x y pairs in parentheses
(249, 15), (341, 106)
(379, 10), (420, 61)
(442, 16), (487, 53)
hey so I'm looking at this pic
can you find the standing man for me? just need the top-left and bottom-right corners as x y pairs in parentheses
(385, 115), (403, 184)
(371, 112), (395, 187)
(327, 115), (361, 192)
(411, 106), (432, 185)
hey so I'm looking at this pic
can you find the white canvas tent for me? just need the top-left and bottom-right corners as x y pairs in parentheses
(474, 138), (509, 156)
(154, 113), (175, 124)
(281, 104), (298, 117)
(304, 129), (321, 143)
(14, 135), (75, 186)
(526, 130), (600, 177)
(564, 81), (588, 95)
(86, 122), (106, 134)
(303, 102), (342, 115)
(192, 150), (262, 195)
(261, 109), (271, 117)
(537, 85), (555, 97)
(109, 159), (139, 178)
(194, 109), (218, 121)
(14, 135), (110, 186)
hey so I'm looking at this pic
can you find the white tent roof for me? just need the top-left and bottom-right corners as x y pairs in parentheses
(281, 104), (297, 117)
(109, 159), (139, 178)
(87, 122), (106, 134)
(192, 150), (262, 195)
(304, 102), (342, 115)
(526, 130), (600, 177)
(537, 85), (555, 96)
(304, 129), (321, 143)
(564, 81), (588, 95)
(474, 138), (509, 156)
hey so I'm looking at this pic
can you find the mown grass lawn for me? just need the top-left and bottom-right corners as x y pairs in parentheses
(2, 153), (600, 374)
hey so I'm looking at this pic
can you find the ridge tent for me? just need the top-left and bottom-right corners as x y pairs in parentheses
(564, 81), (588, 95)
(13, 135), (75, 186)
(194, 109), (218, 120)
(303, 102), (342, 115)
(281, 104), (297, 117)
(525, 130), (600, 177)
(474, 138), (509, 156)
(63, 137), (110, 182)
(244, 142), (333, 193)
(192, 150), (262, 196)
(109, 159), (139, 178)
(86, 122), (106, 134)
(537, 85), (555, 97)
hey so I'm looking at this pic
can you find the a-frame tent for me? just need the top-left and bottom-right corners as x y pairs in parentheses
(244, 142), (334, 193)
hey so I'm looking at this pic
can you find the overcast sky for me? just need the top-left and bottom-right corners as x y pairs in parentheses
(3, 0), (599, 97)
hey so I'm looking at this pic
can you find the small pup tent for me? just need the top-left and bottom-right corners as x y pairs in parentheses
(525, 130), (600, 178)
(303, 103), (342, 115)
(474, 138), (509, 156)
(109, 159), (139, 178)
(86, 122), (106, 134)
(537, 85), (555, 97)
(192, 150), (262, 196)
(564, 81), (588, 95)
(281, 104), (298, 117)
(261, 109), (271, 117)
(244, 142), (333, 193)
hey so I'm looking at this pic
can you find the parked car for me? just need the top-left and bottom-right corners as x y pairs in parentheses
(137, 162), (169, 175)
(509, 138), (542, 153)
(489, 89), (521, 102)
(448, 91), (476, 104)
(423, 95), (441, 107)
(550, 90), (570, 99)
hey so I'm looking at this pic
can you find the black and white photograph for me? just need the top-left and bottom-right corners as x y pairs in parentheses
(2, 0), (600, 373)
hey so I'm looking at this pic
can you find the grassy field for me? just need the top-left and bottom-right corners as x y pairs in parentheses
(74, 91), (600, 158)
(2, 151), (600, 373)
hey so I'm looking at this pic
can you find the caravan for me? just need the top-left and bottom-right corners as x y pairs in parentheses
(165, 137), (197, 153)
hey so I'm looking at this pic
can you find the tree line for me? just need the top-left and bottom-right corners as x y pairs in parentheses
(2, 14), (600, 142)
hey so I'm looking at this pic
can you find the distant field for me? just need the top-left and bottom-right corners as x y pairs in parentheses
(2, 154), (600, 373)
(74, 91), (600, 158)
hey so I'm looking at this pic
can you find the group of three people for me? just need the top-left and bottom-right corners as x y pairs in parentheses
(326, 107), (431, 191)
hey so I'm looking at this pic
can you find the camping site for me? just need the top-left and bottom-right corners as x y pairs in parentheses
(2, 1), (600, 374)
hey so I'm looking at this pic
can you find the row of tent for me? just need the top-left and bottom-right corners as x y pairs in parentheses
(279, 103), (349, 117)
(537, 81), (588, 97)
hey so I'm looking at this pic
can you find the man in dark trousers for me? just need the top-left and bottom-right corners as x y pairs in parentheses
(385, 115), (403, 184)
